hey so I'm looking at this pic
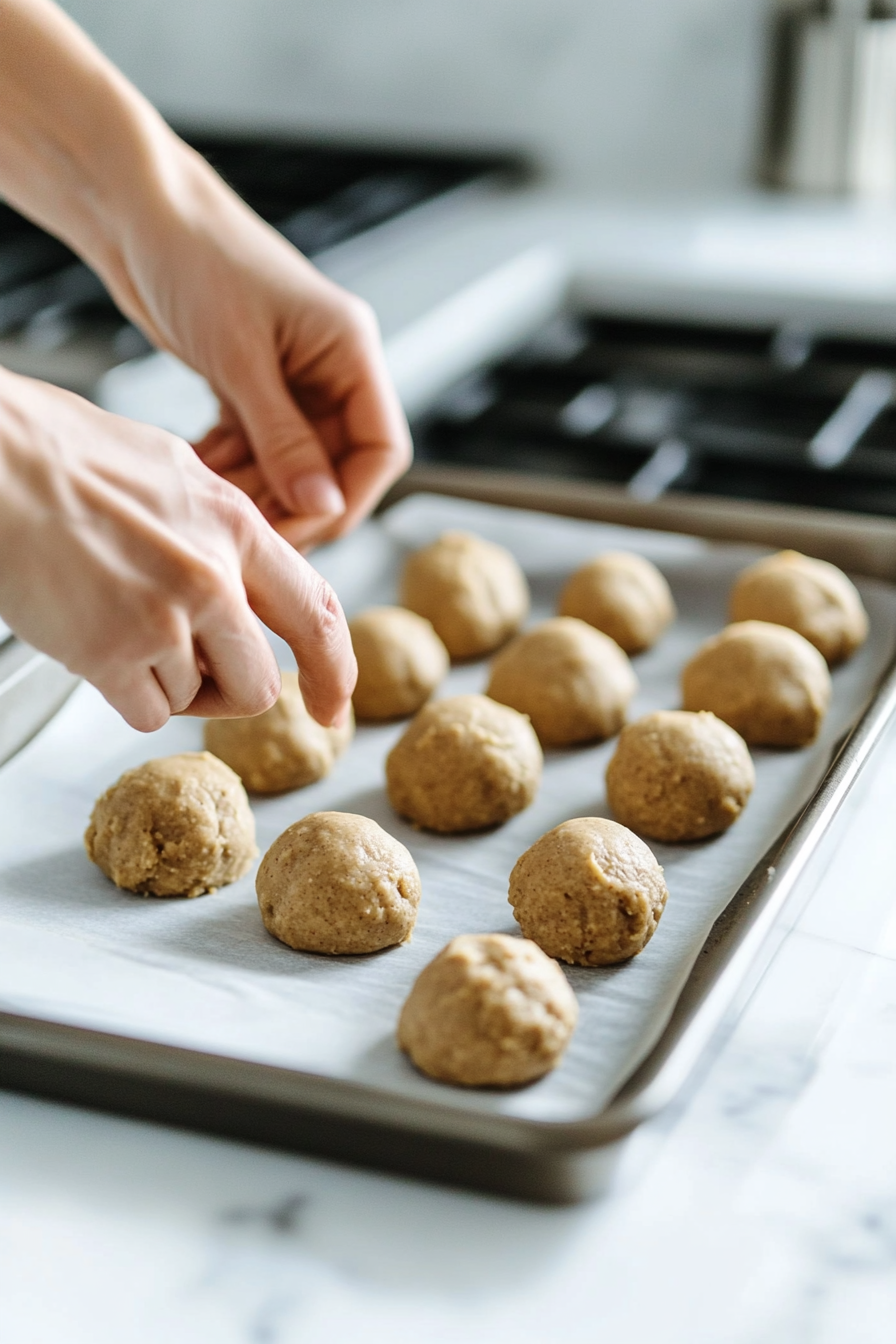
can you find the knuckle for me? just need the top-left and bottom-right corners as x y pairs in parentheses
(76, 598), (176, 673)
(165, 520), (241, 616)
(182, 556), (231, 616)
(218, 479), (261, 542)
(307, 578), (356, 700)
(310, 575), (342, 639)
(146, 599), (183, 649)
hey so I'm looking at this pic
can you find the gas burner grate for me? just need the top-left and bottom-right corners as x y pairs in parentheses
(417, 314), (896, 518)
(0, 134), (508, 351)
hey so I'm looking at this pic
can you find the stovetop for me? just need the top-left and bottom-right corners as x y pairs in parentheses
(417, 312), (896, 517)
(0, 132), (506, 393)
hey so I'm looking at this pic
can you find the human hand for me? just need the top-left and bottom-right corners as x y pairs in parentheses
(0, 367), (356, 732)
(98, 144), (412, 551)
(0, 2), (410, 551)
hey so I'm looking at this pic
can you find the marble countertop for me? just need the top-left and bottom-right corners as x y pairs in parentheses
(2, 718), (896, 1343)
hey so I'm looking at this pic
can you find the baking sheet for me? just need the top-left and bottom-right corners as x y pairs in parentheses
(0, 494), (893, 1126)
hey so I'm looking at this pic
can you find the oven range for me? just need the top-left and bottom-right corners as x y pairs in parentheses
(418, 312), (896, 517)
(3, 139), (896, 762)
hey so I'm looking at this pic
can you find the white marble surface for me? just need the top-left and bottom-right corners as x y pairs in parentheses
(3, 719), (896, 1341)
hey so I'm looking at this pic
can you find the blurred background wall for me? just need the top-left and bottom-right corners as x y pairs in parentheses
(60, 0), (769, 193)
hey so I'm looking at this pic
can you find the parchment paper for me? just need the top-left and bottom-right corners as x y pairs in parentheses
(1, 494), (893, 1125)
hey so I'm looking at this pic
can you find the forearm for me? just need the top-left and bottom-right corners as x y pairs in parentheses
(0, 1), (209, 316)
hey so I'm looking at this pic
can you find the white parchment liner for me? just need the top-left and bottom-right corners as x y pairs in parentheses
(1, 494), (893, 1125)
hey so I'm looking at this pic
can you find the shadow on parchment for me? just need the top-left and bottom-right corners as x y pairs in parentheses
(152, 899), (405, 980)
(0, 845), (166, 916)
(0, 845), (395, 980)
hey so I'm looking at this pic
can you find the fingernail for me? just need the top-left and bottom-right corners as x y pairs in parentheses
(289, 472), (345, 519)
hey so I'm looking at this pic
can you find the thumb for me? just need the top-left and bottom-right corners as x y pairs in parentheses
(233, 363), (346, 523)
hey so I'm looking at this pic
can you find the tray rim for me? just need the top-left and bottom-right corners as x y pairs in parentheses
(2, 476), (894, 1200)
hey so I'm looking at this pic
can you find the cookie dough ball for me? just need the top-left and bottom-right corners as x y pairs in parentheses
(204, 671), (353, 795)
(682, 620), (831, 748)
(349, 606), (449, 720)
(386, 694), (542, 833)
(509, 817), (668, 966)
(256, 811), (421, 955)
(398, 934), (577, 1087)
(399, 531), (529, 659)
(606, 710), (755, 842)
(558, 551), (676, 654)
(729, 549), (868, 665)
(85, 752), (256, 898)
(486, 617), (637, 747)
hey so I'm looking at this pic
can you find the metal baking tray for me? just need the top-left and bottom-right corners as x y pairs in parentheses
(0, 638), (78, 769)
(1, 479), (895, 1205)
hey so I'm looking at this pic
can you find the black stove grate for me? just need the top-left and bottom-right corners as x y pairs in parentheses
(0, 133), (507, 342)
(417, 314), (896, 518)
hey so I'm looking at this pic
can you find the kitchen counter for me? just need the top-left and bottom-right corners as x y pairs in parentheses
(1, 715), (895, 1342)
(4, 187), (896, 1339)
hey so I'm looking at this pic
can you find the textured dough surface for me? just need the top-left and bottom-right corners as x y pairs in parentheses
(256, 811), (421, 955)
(350, 606), (449, 720)
(729, 549), (868, 665)
(487, 616), (637, 746)
(681, 620), (831, 747)
(204, 671), (353, 794)
(558, 551), (676, 653)
(508, 817), (668, 966)
(397, 933), (578, 1086)
(399, 530), (529, 659)
(386, 694), (543, 832)
(85, 751), (257, 898)
(606, 710), (755, 842)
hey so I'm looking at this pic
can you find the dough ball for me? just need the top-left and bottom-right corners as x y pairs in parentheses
(397, 933), (577, 1087)
(204, 671), (353, 795)
(681, 620), (831, 747)
(729, 549), (868, 665)
(399, 530), (529, 659)
(558, 551), (676, 654)
(606, 710), (755, 842)
(350, 606), (449, 720)
(85, 751), (256, 898)
(386, 693), (542, 833)
(486, 617), (637, 747)
(256, 811), (421, 955)
(508, 817), (668, 966)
